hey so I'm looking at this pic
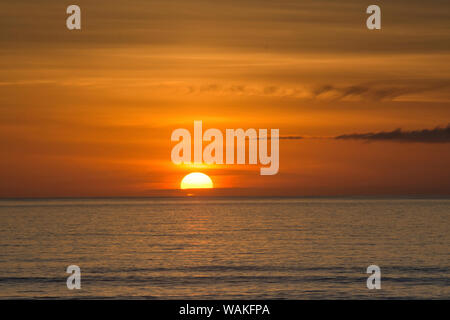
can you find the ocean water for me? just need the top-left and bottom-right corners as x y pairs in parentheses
(0, 197), (448, 299)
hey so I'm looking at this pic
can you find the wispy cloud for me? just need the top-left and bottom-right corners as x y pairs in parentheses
(335, 125), (450, 143)
(278, 135), (304, 140)
(254, 135), (304, 140)
(313, 82), (450, 101)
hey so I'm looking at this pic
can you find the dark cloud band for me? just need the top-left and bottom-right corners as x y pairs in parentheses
(335, 125), (450, 143)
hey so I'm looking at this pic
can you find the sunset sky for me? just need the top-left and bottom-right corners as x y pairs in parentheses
(1, 0), (449, 197)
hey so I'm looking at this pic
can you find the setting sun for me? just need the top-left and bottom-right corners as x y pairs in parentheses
(180, 172), (214, 189)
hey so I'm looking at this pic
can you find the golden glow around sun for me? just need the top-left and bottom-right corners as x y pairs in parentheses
(180, 172), (214, 189)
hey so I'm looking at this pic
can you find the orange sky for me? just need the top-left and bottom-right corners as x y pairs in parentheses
(1, 0), (450, 197)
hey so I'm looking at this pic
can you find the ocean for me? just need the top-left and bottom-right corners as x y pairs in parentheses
(0, 197), (448, 299)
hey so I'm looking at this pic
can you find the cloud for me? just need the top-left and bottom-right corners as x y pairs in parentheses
(335, 125), (450, 143)
(254, 135), (304, 140)
(313, 82), (450, 101)
(2, 0), (450, 55)
(278, 136), (304, 140)
(171, 80), (450, 102)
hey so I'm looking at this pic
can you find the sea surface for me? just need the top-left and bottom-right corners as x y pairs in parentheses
(0, 197), (448, 299)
